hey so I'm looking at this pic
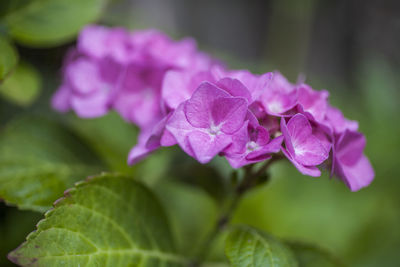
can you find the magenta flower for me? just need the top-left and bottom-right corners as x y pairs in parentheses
(52, 25), (374, 192)
(323, 105), (359, 134)
(128, 114), (176, 164)
(165, 82), (248, 163)
(52, 25), (215, 130)
(51, 56), (112, 118)
(162, 69), (216, 110)
(332, 130), (374, 191)
(296, 84), (329, 122)
(258, 71), (298, 116)
(161, 66), (272, 111)
(78, 25), (135, 64)
(223, 113), (284, 168)
(281, 114), (330, 176)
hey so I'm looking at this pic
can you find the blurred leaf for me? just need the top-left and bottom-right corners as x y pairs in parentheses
(225, 225), (297, 267)
(287, 241), (345, 267)
(0, 36), (18, 81)
(0, 0), (30, 18)
(168, 155), (228, 203)
(0, 116), (103, 212)
(0, 205), (42, 267)
(67, 112), (137, 174)
(152, 180), (218, 257)
(202, 263), (230, 267)
(0, 61), (41, 106)
(3, 0), (107, 47)
(9, 173), (189, 267)
(232, 160), (400, 266)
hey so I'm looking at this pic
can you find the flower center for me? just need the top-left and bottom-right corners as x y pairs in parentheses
(268, 101), (282, 113)
(208, 123), (221, 135)
(246, 141), (259, 152)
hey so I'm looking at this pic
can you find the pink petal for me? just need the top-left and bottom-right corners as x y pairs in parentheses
(166, 102), (198, 158)
(67, 59), (101, 95)
(70, 91), (109, 118)
(336, 130), (365, 166)
(51, 85), (71, 112)
(338, 155), (374, 191)
(211, 97), (248, 134)
(184, 82), (229, 128)
(297, 84), (329, 122)
(282, 148), (321, 177)
(187, 131), (232, 163)
(216, 78), (252, 102)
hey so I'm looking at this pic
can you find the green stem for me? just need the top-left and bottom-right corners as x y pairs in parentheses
(192, 155), (283, 266)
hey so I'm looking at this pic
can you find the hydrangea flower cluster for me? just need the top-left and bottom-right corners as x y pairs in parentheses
(52, 25), (374, 191)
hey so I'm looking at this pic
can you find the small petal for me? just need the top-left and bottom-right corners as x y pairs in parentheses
(184, 82), (229, 128)
(282, 148), (321, 177)
(340, 155), (374, 191)
(187, 131), (232, 163)
(216, 78), (252, 102)
(51, 85), (71, 112)
(211, 97), (248, 134)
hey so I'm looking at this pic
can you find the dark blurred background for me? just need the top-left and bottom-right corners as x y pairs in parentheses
(1, 0), (400, 266)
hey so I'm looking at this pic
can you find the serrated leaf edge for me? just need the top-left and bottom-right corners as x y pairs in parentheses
(8, 172), (189, 266)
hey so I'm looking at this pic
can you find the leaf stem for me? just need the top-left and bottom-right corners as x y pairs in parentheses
(191, 155), (283, 266)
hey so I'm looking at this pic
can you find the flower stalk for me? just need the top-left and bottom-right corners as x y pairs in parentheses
(192, 155), (283, 266)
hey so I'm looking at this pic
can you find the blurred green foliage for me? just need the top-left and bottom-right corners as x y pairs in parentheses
(0, 62), (40, 106)
(0, 36), (18, 81)
(1, 0), (107, 47)
(0, 116), (104, 212)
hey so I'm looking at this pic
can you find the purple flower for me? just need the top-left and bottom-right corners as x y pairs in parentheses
(52, 25), (374, 192)
(162, 69), (216, 110)
(281, 113), (330, 176)
(215, 69), (273, 101)
(161, 66), (273, 110)
(165, 82), (248, 163)
(332, 130), (374, 191)
(323, 105), (359, 134)
(128, 114), (176, 164)
(52, 25), (216, 130)
(296, 84), (329, 122)
(223, 113), (284, 168)
(78, 25), (135, 64)
(258, 72), (298, 116)
(51, 56), (112, 118)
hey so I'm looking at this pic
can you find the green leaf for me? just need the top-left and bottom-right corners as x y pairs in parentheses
(0, 205), (42, 267)
(152, 180), (218, 257)
(0, 62), (41, 106)
(3, 0), (107, 47)
(225, 225), (297, 267)
(287, 242), (345, 267)
(0, 36), (18, 81)
(8, 173), (189, 267)
(0, 116), (103, 212)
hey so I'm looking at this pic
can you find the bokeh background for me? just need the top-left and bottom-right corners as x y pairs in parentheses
(1, 0), (399, 266)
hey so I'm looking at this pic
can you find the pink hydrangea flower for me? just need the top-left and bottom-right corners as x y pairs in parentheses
(323, 105), (359, 134)
(223, 112), (284, 168)
(161, 66), (272, 111)
(128, 114), (176, 164)
(296, 84), (329, 122)
(258, 71), (298, 116)
(52, 25), (374, 192)
(332, 130), (374, 191)
(281, 113), (330, 177)
(165, 82), (248, 163)
(52, 24), (215, 129)
(51, 53), (115, 118)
